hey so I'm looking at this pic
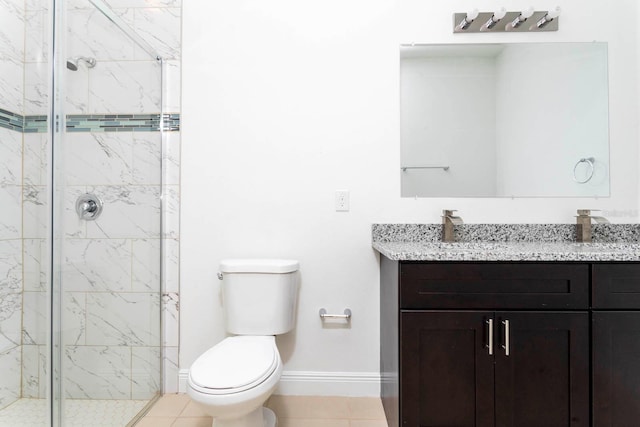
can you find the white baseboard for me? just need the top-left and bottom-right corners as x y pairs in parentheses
(178, 369), (380, 397)
(277, 371), (381, 397)
(179, 369), (188, 393)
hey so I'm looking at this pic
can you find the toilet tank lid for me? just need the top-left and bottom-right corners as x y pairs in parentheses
(220, 259), (299, 273)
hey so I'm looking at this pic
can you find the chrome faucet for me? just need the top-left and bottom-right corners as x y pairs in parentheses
(576, 209), (609, 243)
(442, 209), (463, 242)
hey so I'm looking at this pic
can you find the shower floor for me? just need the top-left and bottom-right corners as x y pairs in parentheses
(0, 398), (148, 427)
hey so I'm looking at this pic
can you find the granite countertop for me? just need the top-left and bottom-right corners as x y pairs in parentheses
(373, 241), (640, 261)
(372, 224), (640, 262)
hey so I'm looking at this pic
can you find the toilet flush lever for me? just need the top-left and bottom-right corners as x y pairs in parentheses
(217, 272), (223, 280)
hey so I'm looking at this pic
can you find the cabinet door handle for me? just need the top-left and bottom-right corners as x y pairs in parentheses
(487, 318), (494, 355)
(502, 319), (510, 356)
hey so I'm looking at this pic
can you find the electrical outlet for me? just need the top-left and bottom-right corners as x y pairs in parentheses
(335, 190), (350, 212)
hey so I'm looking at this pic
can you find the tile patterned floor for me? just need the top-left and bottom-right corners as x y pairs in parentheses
(0, 398), (149, 427)
(137, 394), (389, 427)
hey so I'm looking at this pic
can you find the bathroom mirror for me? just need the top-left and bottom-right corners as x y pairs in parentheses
(400, 42), (610, 198)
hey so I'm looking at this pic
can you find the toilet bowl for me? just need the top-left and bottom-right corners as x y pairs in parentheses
(186, 259), (299, 427)
(187, 336), (283, 427)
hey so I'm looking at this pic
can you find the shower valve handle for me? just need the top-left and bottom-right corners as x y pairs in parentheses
(76, 193), (104, 221)
(81, 200), (97, 213)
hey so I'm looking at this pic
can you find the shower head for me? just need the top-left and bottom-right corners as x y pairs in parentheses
(66, 56), (97, 71)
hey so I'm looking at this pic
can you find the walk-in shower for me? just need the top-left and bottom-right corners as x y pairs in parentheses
(0, 0), (171, 425)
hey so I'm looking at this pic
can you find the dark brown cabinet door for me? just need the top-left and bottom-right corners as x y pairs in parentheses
(592, 264), (640, 309)
(400, 311), (495, 427)
(593, 311), (640, 427)
(401, 311), (590, 427)
(494, 311), (590, 427)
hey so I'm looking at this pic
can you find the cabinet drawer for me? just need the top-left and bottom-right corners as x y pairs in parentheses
(593, 264), (640, 309)
(400, 262), (589, 309)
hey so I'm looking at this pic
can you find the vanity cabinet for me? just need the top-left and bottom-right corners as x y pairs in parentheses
(402, 311), (589, 427)
(592, 264), (640, 426)
(380, 259), (640, 427)
(592, 312), (640, 425)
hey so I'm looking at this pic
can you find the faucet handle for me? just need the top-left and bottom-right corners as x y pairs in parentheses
(576, 209), (609, 224)
(442, 209), (463, 225)
(577, 209), (600, 216)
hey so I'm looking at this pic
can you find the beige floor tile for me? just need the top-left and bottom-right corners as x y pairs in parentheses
(278, 419), (350, 427)
(350, 420), (388, 427)
(171, 417), (213, 427)
(135, 416), (177, 427)
(142, 394), (387, 427)
(146, 394), (190, 417)
(347, 398), (386, 420)
(180, 401), (209, 417)
(267, 396), (350, 419)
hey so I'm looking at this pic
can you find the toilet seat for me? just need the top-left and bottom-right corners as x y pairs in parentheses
(189, 336), (278, 395)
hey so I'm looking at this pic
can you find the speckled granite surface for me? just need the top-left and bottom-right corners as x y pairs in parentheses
(372, 224), (640, 261)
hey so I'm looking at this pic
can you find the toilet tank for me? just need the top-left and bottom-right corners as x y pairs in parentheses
(220, 259), (299, 335)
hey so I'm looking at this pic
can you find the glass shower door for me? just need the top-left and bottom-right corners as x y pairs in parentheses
(0, 0), (165, 425)
(53, 0), (164, 425)
(0, 0), (51, 425)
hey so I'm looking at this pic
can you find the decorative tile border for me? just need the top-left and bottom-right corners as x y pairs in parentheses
(25, 116), (48, 133)
(0, 108), (25, 132)
(66, 113), (180, 133)
(0, 108), (180, 133)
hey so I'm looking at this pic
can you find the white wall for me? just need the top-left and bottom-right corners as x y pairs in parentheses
(181, 0), (640, 395)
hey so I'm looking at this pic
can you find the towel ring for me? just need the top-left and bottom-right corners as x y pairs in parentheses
(573, 157), (595, 184)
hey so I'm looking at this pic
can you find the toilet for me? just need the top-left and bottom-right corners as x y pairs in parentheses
(187, 259), (300, 427)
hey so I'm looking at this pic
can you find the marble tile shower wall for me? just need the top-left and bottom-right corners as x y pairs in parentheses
(0, 0), (181, 404)
(0, 0), (26, 411)
(18, 0), (55, 406)
(58, 0), (182, 400)
(0, 127), (23, 410)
